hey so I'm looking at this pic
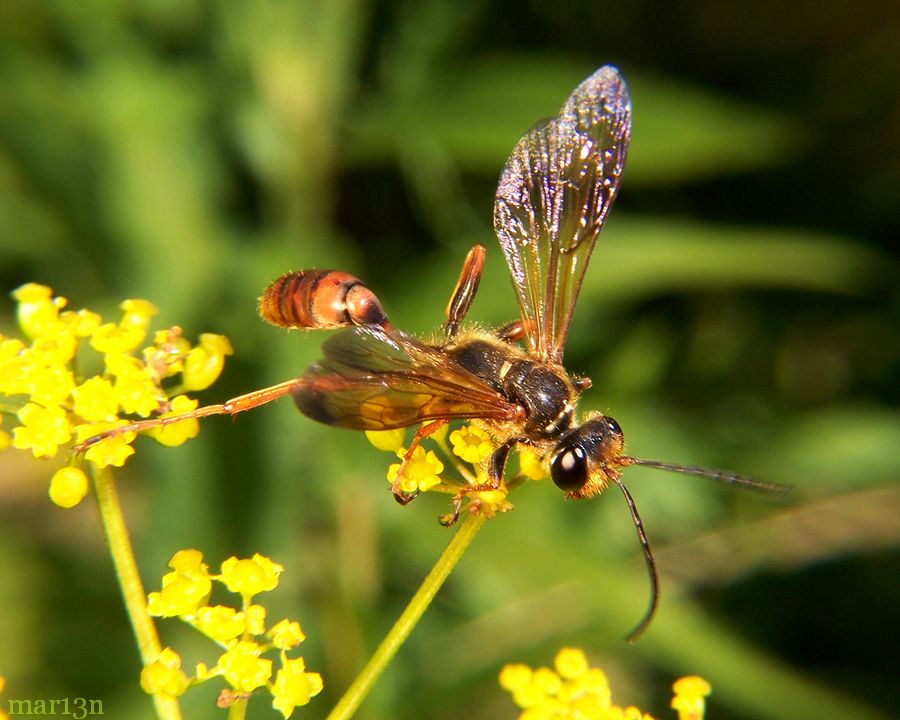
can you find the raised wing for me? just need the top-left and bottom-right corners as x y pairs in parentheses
(493, 65), (631, 364)
(293, 326), (518, 430)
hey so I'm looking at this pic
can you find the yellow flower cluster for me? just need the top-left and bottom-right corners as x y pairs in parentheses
(0, 284), (232, 506)
(500, 648), (710, 720)
(367, 424), (513, 518)
(141, 550), (322, 718)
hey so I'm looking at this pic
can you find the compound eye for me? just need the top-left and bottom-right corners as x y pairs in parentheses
(551, 445), (589, 492)
(606, 416), (623, 437)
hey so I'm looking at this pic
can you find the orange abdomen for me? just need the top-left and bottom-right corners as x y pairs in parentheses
(259, 270), (388, 330)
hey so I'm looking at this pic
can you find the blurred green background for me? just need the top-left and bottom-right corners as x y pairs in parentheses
(0, 1), (898, 719)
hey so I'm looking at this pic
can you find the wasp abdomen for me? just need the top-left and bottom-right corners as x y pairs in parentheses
(259, 270), (388, 330)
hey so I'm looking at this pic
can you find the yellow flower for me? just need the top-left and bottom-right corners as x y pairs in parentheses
(386, 445), (444, 494)
(140, 648), (189, 698)
(49, 466), (89, 508)
(271, 655), (323, 718)
(12, 403), (72, 458)
(245, 604), (267, 636)
(75, 422), (136, 468)
(532, 667), (562, 696)
(554, 647), (589, 680)
(467, 486), (511, 518)
(499, 663), (532, 692)
(61, 308), (102, 337)
(147, 553), (213, 617)
(169, 548), (207, 572)
(147, 576), (210, 617)
(182, 333), (233, 391)
(20, 363), (75, 407)
(270, 619), (306, 650)
(194, 605), (246, 643)
(29, 328), (78, 367)
(365, 428), (406, 453)
(107, 355), (162, 417)
(145, 395), (200, 447)
(570, 667), (611, 704)
(12, 283), (62, 338)
(90, 322), (148, 354)
(0, 338), (27, 395)
(218, 640), (272, 692)
(219, 554), (284, 596)
(518, 447), (546, 480)
(91, 299), (158, 354)
(143, 328), (191, 378)
(511, 679), (546, 710)
(120, 298), (159, 326)
(671, 676), (710, 720)
(449, 425), (493, 464)
(672, 676), (711, 698)
(72, 377), (119, 422)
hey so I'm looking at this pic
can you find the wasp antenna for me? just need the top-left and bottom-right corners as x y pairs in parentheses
(617, 456), (790, 497)
(613, 477), (658, 643)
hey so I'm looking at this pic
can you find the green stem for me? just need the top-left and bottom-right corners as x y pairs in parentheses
(227, 697), (248, 720)
(326, 512), (487, 720)
(92, 465), (182, 720)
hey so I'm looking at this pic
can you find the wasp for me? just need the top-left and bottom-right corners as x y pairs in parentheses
(80, 65), (785, 639)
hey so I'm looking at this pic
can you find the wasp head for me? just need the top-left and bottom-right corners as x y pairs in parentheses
(550, 413), (625, 498)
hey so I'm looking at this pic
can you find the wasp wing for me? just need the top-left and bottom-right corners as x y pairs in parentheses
(293, 326), (518, 431)
(493, 65), (631, 364)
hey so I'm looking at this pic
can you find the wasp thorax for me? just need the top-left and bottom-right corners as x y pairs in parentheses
(509, 363), (573, 439)
(550, 415), (624, 496)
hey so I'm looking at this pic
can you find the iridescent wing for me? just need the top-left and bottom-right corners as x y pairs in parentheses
(293, 326), (519, 430)
(493, 65), (631, 364)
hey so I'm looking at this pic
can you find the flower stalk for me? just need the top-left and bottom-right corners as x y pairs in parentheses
(92, 465), (182, 720)
(326, 511), (486, 720)
(227, 696), (248, 720)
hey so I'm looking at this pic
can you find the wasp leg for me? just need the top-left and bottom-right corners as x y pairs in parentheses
(439, 437), (516, 526)
(572, 376), (592, 391)
(443, 245), (486, 339)
(390, 419), (451, 504)
(73, 379), (303, 453)
(496, 320), (530, 344)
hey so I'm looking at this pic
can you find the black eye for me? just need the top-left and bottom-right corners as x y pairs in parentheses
(606, 416), (622, 437)
(551, 445), (588, 491)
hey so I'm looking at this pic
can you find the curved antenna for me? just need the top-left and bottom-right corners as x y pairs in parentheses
(610, 455), (788, 640)
(616, 456), (790, 496)
(613, 476), (658, 643)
